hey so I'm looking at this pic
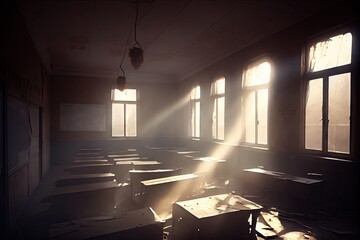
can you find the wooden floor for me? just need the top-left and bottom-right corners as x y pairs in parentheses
(10, 165), (359, 240)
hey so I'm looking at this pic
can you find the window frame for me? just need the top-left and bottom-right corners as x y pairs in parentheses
(190, 85), (200, 139)
(241, 58), (271, 147)
(211, 77), (225, 141)
(111, 88), (138, 138)
(301, 27), (355, 158)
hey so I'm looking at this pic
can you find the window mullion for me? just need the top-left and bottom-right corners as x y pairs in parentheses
(215, 98), (218, 139)
(124, 104), (127, 137)
(323, 76), (329, 153)
(255, 90), (259, 144)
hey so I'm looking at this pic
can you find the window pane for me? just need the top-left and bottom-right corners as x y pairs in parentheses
(305, 79), (323, 150)
(112, 103), (124, 137)
(212, 99), (217, 139)
(195, 101), (200, 138)
(328, 73), (350, 153)
(245, 91), (256, 143)
(126, 104), (137, 136)
(113, 89), (137, 101)
(308, 33), (352, 72)
(191, 86), (200, 100)
(244, 61), (271, 87)
(191, 103), (196, 137)
(217, 97), (225, 140)
(257, 89), (268, 144)
(211, 78), (225, 95)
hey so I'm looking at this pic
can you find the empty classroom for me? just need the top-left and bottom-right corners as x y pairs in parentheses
(1, 0), (359, 239)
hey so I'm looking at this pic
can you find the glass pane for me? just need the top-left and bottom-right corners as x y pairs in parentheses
(113, 89), (137, 101)
(126, 104), (137, 136)
(112, 103), (124, 137)
(211, 78), (225, 95)
(308, 33), (352, 72)
(257, 89), (268, 144)
(191, 103), (195, 137)
(328, 73), (350, 153)
(244, 91), (256, 143)
(191, 86), (200, 100)
(305, 79), (323, 150)
(216, 78), (225, 94)
(218, 97), (225, 140)
(212, 99), (217, 139)
(244, 61), (271, 87)
(195, 101), (200, 138)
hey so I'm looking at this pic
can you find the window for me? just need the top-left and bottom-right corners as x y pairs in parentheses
(190, 85), (200, 138)
(304, 32), (352, 154)
(211, 78), (225, 140)
(111, 89), (137, 137)
(242, 60), (271, 145)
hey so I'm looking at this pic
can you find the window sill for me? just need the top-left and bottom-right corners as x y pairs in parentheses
(299, 153), (354, 163)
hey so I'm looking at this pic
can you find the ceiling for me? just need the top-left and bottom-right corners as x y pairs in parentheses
(17, 0), (331, 83)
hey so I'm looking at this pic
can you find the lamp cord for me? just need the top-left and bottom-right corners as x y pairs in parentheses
(134, 0), (141, 47)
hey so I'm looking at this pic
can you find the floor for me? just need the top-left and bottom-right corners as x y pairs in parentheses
(11, 165), (359, 240)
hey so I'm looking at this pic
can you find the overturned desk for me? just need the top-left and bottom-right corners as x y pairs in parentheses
(242, 168), (324, 216)
(172, 193), (262, 240)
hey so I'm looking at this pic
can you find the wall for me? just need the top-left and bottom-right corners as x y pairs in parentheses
(50, 75), (180, 165)
(177, 1), (359, 214)
(0, 0), (51, 228)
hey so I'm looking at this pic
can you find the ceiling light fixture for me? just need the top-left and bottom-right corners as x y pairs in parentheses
(129, 0), (143, 70)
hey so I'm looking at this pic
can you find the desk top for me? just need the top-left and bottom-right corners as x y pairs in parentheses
(65, 163), (112, 170)
(73, 155), (105, 160)
(193, 156), (226, 162)
(72, 159), (108, 164)
(129, 169), (178, 174)
(141, 173), (197, 186)
(176, 150), (201, 155)
(108, 153), (140, 158)
(49, 207), (163, 240)
(43, 181), (118, 202)
(174, 193), (262, 219)
(113, 157), (148, 161)
(57, 173), (115, 181)
(244, 168), (323, 185)
(115, 160), (162, 166)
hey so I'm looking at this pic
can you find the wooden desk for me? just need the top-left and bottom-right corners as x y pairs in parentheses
(65, 163), (113, 174)
(73, 155), (105, 160)
(113, 156), (148, 162)
(49, 207), (164, 240)
(76, 152), (103, 157)
(172, 193), (263, 240)
(189, 157), (227, 180)
(112, 161), (163, 182)
(56, 173), (116, 187)
(71, 159), (109, 165)
(140, 173), (198, 211)
(129, 168), (182, 203)
(113, 160), (162, 169)
(108, 153), (140, 158)
(42, 181), (118, 219)
(79, 147), (102, 153)
(242, 168), (324, 216)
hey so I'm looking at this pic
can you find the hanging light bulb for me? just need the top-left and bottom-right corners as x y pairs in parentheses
(116, 64), (126, 92)
(116, 75), (126, 91)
